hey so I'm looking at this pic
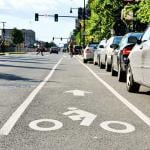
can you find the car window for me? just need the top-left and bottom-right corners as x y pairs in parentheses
(105, 37), (113, 47)
(119, 35), (128, 47)
(75, 46), (82, 49)
(113, 36), (122, 44)
(89, 43), (98, 49)
(142, 27), (150, 42)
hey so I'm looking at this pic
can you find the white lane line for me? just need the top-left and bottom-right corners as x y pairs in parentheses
(77, 58), (150, 127)
(0, 57), (63, 135)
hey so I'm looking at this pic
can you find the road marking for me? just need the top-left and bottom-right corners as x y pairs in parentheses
(63, 107), (97, 126)
(29, 119), (63, 131)
(64, 89), (92, 96)
(0, 57), (63, 135)
(77, 58), (150, 127)
(100, 121), (135, 134)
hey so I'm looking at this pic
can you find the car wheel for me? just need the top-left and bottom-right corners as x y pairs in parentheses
(83, 59), (87, 63)
(98, 56), (100, 66)
(111, 63), (117, 76)
(105, 61), (111, 72)
(126, 64), (140, 93)
(100, 59), (105, 69)
(118, 63), (126, 82)
(94, 61), (97, 65)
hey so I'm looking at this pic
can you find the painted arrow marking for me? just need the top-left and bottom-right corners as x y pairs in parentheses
(64, 89), (92, 96)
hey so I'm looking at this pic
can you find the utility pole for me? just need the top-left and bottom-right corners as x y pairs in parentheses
(83, 0), (86, 48)
(0, 21), (6, 52)
(0, 21), (6, 40)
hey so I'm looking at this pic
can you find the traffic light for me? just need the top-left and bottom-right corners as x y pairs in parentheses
(78, 7), (83, 19)
(60, 37), (62, 41)
(54, 14), (58, 22)
(85, 8), (91, 20)
(35, 13), (39, 21)
(53, 37), (54, 40)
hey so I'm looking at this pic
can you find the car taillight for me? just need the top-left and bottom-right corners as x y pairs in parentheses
(121, 46), (133, 55)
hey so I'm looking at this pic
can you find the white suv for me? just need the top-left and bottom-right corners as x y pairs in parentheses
(126, 26), (150, 92)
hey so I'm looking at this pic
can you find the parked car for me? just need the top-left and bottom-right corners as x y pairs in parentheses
(73, 45), (82, 55)
(93, 39), (107, 65)
(50, 46), (59, 54)
(126, 26), (150, 92)
(83, 42), (99, 63)
(111, 32), (143, 81)
(99, 36), (122, 70)
(105, 36), (122, 71)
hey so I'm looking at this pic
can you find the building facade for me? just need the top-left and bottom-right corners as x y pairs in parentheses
(0, 29), (36, 48)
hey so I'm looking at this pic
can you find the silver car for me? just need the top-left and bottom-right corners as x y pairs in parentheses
(126, 26), (150, 92)
(83, 42), (99, 63)
(93, 39), (107, 65)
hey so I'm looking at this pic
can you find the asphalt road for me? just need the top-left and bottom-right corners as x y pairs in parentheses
(0, 52), (150, 150)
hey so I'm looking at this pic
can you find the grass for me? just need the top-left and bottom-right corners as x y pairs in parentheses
(0, 51), (27, 55)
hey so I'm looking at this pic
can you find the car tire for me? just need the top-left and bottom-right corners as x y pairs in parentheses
(100, 59), (105, 69)
(111, 64), (117, 76)
(105, 61), (111, 72)
(94, 61), (97, 65)
(126, 64), (140, 93)
(83, 59), (87, 63)
(118, 63), (126, 82)
(98, 56), (100, 66)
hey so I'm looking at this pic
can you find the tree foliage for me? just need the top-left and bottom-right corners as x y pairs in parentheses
(74, 0), (149, 45)
(11, 28), (24, 45)
(137, 0), (150, 23)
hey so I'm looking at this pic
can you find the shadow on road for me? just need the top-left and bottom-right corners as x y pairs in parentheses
(0, 64), (64, 71)
(0, 73), (32, 81)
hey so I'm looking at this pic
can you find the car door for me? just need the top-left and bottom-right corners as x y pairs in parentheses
(141, 27), (150, 85)
(129, 44), (143, 83)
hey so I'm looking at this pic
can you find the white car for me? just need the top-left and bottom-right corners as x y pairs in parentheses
(83, 42), (99, 63)
(126, 26), (150, 92)
(100, 36), (122, 70)
(93, 40), (106, 65)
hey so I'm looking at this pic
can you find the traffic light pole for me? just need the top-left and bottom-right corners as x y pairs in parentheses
(83, 0), (86, 48)
(35, 13), (77, 21)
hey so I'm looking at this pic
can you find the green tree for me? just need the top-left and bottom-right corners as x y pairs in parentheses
(11, 28), (24, 51)
(74, 0), (124, 44)
(137, 0), (150, 23)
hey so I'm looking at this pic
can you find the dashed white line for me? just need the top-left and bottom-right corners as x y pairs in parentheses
(77, 57), (150, 127)
(0, 57), (63, 135)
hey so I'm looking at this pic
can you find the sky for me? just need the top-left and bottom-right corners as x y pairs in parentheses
(0, 0), (87, 45)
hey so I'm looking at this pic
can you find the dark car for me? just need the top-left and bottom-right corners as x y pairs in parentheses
(111, 32), (143, 81)
(50, 47), (59, 54)
(73, 45), (82, 55)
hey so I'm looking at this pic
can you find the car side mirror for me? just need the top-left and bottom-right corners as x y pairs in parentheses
(99, 45), (104, 48)
(137, 39), (142, 45)
(110, 44), (119, 49)
(128, 36), (138, 44)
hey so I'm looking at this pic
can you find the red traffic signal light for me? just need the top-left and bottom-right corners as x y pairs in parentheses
(54, 14), (58, 22)
(35, 13), (39, 21)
